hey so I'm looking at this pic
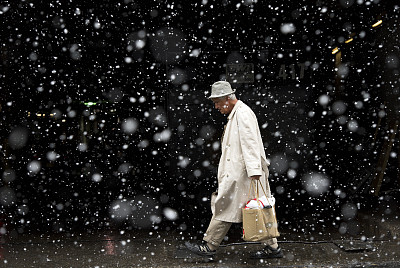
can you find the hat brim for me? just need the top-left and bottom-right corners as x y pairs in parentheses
(208, 89), (236, 99)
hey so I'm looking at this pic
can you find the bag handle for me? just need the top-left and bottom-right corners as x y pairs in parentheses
(249, 179), (273, 208)
(248, 179), (263, 207)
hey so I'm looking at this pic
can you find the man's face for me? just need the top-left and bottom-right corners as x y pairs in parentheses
(212, 96), (230, 114)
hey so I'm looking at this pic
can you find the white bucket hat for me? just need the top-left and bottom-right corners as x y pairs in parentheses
(208, 81), (236, 99)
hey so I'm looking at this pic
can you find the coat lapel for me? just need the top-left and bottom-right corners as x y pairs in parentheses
(228, 100), (242, 121)
(222, 100), (242, 143)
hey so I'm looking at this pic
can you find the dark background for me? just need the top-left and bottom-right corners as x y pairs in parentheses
(1, 0), (399, 236)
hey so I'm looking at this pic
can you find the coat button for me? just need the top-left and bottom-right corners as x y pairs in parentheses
(227, 159), (230, 161)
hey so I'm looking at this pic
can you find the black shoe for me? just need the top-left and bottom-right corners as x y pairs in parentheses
(250, 245), (283, 259)
(184, 241), (216, 257)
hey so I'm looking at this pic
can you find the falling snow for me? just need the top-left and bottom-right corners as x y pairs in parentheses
(1, 0), (400, 266)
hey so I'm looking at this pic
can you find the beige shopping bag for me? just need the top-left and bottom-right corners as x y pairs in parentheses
(242, 180), (280, 242)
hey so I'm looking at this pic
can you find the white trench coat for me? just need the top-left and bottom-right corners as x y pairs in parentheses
(211, 100), (272, 223)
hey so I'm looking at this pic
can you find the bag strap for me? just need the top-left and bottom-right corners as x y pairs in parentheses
(248, 179), (263, 207)
(248, 180), (278, 220)
(249, 180), (278, 220)
(257, 180), (277, 218)
(255, 180), (273, 207)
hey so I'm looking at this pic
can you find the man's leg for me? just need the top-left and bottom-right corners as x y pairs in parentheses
(184, 216), (232, 256)
(262, 238), (279, 249)
(203, 216), (232, 250)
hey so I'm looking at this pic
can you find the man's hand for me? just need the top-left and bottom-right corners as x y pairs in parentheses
(250, 175), (261, 180)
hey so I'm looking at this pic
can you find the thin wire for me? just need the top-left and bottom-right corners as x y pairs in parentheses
(219, 238), (384, 247)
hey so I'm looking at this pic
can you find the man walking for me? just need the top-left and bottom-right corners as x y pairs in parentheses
(185, 81), (283, 259)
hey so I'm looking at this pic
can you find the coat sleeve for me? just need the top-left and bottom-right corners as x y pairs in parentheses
(236, 107), (263, 177)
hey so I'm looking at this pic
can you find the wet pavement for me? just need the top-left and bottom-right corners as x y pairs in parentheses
(1, 219), (399, 268)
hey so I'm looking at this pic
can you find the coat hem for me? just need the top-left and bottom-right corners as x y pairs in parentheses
(214, 215), (243, 223)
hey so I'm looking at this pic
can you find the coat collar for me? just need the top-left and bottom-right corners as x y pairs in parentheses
(228, 100), (243, 120)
